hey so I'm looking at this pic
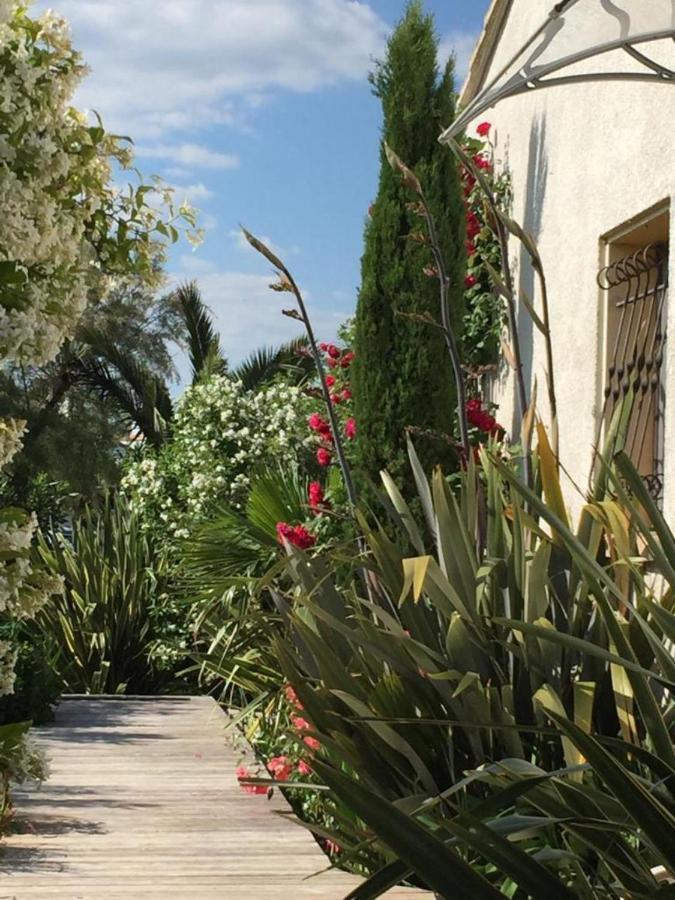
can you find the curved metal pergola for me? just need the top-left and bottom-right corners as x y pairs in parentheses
(440, 0), (675, 143)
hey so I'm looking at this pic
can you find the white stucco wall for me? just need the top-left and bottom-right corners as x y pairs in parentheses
(465, 1), (675, 521)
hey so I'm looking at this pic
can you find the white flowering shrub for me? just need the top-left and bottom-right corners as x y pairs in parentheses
(123, 376), (315, 539)
(0, 421), (62, 697)
(0, 2), (200, 365)
(0, 0), (199, 795)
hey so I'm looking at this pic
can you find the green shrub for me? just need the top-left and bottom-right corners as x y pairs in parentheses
(35, 496), (185, 694)
(225, 433), (675, 894)
(0, 626), (60, 726)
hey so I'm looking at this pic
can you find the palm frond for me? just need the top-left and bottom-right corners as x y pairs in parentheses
(174, 281), (227, 382)
(74, 327), (173, 447)
(232, 336), (313, 391)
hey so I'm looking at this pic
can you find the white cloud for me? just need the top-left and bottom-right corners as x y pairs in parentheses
(168, 269), (348, 369)
(136, 143), (240, 170)
(170, 182), (214, 202)
(439, 30), (479, 86)
(36, 1), (389, 140)
(177, 255), (218, 276)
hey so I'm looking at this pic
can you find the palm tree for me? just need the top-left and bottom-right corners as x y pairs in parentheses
(173, 281), (228, 383)
(26, 281), (315, 453)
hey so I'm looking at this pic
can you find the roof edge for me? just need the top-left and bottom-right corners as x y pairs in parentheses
(459, 0), (513, 108)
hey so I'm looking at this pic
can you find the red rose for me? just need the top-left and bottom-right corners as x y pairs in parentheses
(341, 388), (352, 401)
(472, 153), (491, 171)
(476, 121), (491, 137)
(319, 342), (329, 352)
(330, 392), (342, 404)
(326, 344), (340, 359)
(326, 357), (337, 369)
(340, 351), (355, 368)
(317, 447), (332, 467)
(276, 522), (316, 550)
(308, 412), (327, 433)
(308, 481), (328, 513)
(325, 374), (336, 388)
(345, 418), (356, 440)
(466, 211), (481, 240)
(465, 240), (477, 257)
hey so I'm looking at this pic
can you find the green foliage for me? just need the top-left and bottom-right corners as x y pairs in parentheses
(0, 279), (185, 507)
(35, 496), (182, 694)
(232, 337), (314, 392)
(461, 134), (511, 368)
(0, 720), (48, 834)
(174, 281), (228, 384)
(257, 437), (675, 893)
(352, 1), (465, 492)
(0, 625), (60, 726)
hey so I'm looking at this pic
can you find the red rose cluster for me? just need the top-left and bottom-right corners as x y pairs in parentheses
(466, 398), (502, 436)
(319, 342), (354, 371)
(276, 521), (316, 550)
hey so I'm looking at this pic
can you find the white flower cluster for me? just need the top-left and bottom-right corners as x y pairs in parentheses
(0, 7), (97, 363)
(0, 4), (200, 366)
(0, 417), (26, 466)
(0, 640), (17, 697)
(123, 376), (314, 538)
(0, 507), (62, 619)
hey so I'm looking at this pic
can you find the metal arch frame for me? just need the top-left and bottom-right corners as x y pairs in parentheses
(440, 1), (675, 143)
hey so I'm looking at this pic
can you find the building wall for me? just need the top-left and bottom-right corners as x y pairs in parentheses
(465, 1), (675, 521)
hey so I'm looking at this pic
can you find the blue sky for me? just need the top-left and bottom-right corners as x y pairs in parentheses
(35, 0), (491, 383)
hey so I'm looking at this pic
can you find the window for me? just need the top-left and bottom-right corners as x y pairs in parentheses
(598, 207), (669, 506)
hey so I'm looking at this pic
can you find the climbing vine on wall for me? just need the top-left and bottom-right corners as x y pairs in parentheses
(461, 122), (511, 369)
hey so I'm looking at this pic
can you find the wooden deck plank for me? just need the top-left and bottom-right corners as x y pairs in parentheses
(0, 697), (429, 899)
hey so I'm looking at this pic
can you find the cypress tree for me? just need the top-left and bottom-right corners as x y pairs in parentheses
(352, 1), (465, 494)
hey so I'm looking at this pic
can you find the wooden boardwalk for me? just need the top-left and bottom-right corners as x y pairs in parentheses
(0, 696), (429, 899)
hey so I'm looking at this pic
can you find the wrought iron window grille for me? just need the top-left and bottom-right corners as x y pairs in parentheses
(596, 243), (668, 506)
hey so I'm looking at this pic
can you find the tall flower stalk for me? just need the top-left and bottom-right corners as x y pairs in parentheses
(241, 229), (359, 512)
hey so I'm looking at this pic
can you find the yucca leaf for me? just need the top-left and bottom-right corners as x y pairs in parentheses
(546, 709), (675, 868)
(311, 759), (503, 899)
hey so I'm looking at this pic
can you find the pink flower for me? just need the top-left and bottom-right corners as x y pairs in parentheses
(466, 398), (502, 435)
(292, 715), (310, 731)
(345, 418), (356, 440)
(324, 839), (341, 855)
(284, 684), (303, 709)
(465, 274), (478, 288)
(303, 735), (321, 752)
(476, 121), (491, 138)
(466, 211), (481, 240)
(267, 756), (293, 781)
(341, 388), (352, 401)
(276, 522), (316, 550)
(317, 447), (332, 467)
(297, 760), (312, 776)
(308, 481), (328, 513)
(236, 765), (268, 795)
(308, 412), (328, 433)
